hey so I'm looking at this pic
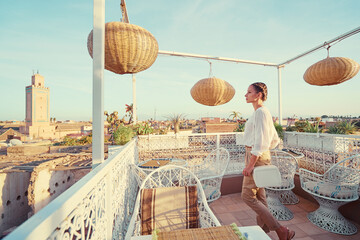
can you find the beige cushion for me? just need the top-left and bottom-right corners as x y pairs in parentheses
(304, 181), (354, 199)
(140, 186), (199, 235)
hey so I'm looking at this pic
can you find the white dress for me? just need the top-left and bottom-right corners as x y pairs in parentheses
(243, 106), (280, 156)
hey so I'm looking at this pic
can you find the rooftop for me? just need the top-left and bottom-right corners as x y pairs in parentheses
(3, 132), (360, 239)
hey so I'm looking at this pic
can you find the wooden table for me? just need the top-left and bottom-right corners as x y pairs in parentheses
(137, 158), (187, 174)
(130, 225), (271, 240)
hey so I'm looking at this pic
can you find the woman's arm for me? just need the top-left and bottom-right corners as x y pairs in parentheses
(243, 154), (259, 176)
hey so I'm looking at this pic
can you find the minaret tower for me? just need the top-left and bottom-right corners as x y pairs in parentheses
(25, 73), (50, 125)
(20, 73), (55, 139)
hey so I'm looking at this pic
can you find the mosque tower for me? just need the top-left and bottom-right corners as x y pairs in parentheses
(20, 73), (56, 139)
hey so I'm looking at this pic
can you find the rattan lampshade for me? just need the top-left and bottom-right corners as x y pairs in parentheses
(303, 57), (360, 86)
(190, 77), (235, 106)
(87, 22), (158, 74)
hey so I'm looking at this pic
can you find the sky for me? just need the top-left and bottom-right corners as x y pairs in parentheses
(0, 0), (360, 121)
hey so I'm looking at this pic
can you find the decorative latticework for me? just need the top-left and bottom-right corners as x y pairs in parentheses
(110, 141), (139, 239)
(48, 177), (107, 239)
(137, 133), (245, 176)
(125, 165), (221, 239)
(266, 189), (294, 221)
(188, 148), (230, 202)
(299, 154), (360, 235)
(283, 132), (360, 174)
(265, 150), (298, 220)
(308, 196), (358, 235)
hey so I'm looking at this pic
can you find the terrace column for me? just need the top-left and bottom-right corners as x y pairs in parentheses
(92, 0), (105, 168)
(277, 66), (283, 125)
(132, 74), (137, 124)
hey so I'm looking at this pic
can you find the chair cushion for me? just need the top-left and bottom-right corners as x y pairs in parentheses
(303, 181), (354, 199)
(140, 186), (199, 235)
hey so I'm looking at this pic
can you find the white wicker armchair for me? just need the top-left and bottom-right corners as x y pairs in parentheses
(300, 154), (360, 235)
(265, 150), (298, 220)
(125, 165), (221, 239)
(131, 163), (148, 187)
(188, 147), (230, 202)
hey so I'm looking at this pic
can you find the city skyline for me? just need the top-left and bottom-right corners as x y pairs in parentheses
(1, 0), (360, 121)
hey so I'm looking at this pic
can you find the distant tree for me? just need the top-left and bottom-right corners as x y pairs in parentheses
(104, 110), (125, 143)
(321, 115), (328, 118)
(274, 122), (284, 140)
(229, 111), (241, 121)
(125, 103), (133, 124)
(327, 121), (357, 135)
(166, 113), (186, 134)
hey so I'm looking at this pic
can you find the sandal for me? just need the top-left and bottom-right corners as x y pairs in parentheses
(286, 228), (295, 240)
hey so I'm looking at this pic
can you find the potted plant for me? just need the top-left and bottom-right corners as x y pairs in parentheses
(105, 111), (131, 156)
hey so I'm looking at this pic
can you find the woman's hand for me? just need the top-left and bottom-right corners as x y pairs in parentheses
(242, 165), (254, 176)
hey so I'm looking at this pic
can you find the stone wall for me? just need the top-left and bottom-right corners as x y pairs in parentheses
(6, 145), (91, 156)
(0, 172), (31, 234)
(0, 156), (91, 236)
(7, 146), (50, 156)
(28, 166), (90, 215)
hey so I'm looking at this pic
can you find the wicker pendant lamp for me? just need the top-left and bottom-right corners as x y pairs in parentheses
(191, 77), (235, 106)
(87, 21), (158, 75)
(303, 57), (360, 86)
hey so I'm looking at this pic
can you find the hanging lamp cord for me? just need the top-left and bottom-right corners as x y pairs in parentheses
(326, 44), (331, 58)
(120, 0), (130, 23)
(207, 60), (213, 78)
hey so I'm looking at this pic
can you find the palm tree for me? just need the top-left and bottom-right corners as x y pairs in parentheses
(229, 111), (241, 121)
(125, 103), (133, 124)
(166, 113), (186, 134)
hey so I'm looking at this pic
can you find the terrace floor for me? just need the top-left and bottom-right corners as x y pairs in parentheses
(209, 193), (360, 240)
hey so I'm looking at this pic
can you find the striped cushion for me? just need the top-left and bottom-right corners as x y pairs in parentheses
(140, 186), (199, 235)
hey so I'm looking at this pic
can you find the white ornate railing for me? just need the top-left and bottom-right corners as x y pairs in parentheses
(5, 139), (139, 240)
(137, 132), (246, 175)
(283, 132), (360, 174)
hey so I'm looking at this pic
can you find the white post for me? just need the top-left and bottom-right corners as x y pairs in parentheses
(216, 134), (220, 149)
(277, 67), (283, 125)
(132, 74), (137, 124)
(92, 0), (105, 169)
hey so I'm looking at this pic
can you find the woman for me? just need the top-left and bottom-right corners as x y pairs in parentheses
(242, 82), (295, 240)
